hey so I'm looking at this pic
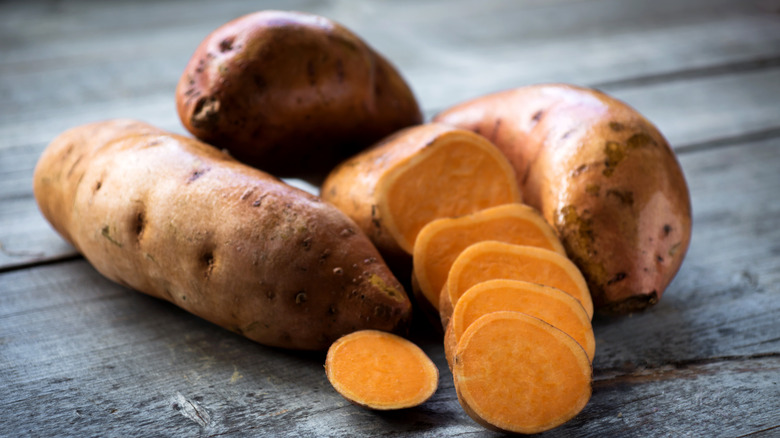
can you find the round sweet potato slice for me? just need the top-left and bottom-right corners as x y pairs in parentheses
(412, 203), (564, 311)
(442, 241), (593, 322)
(446, 279), (595, 362)
(452, 311), (592, 434)
(325, 330), (438, 410)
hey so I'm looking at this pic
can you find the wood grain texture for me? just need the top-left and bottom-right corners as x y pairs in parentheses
(1, 255), (777, 437)
(1, 0), (779, 436)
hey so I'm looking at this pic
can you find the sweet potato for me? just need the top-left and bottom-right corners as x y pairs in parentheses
(321, 123), (521, 266)
(452, 311), (592, 434)
(32, 119), (412, 350)
(434, 83), (692, 313)
(440, 241), (593, 327)
(176, 10), (422, 180)
(325, 330), (438, 410)
(443, 279), (595, 365)
(412, 203), (564, 311)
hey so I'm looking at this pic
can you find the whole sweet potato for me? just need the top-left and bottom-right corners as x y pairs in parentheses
(176, 10), (422, 180)
(435, 84), (692, 313)
(33, 119), (412, 350)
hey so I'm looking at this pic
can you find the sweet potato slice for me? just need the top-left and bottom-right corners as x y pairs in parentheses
(452, 311), (592, 434)
(445, 279), (595, 362)
(412, 203), (564, 311)
(321, 123), (521, 262)
(325, 330), (438, 410)
(441, 241), (593, 322)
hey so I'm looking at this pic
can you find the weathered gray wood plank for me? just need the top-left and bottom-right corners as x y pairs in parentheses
(2, 0), (779, 130)
(1, 261), (778, 437)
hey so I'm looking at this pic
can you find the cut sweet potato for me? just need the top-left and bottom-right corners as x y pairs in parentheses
(321, 123), (521, 263)
(412, 203), (564, 311)
(325, 330), (438, 410)
(444, 279), (595, 362)
(435, 84), (692, 313)
(452, 311), (592, 434)
(441, 241), (593, 324)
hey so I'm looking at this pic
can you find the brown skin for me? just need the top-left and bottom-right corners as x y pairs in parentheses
(435, 84), (692, 313)
(33, 119), (412, 351)
(176, 10), (422, 181)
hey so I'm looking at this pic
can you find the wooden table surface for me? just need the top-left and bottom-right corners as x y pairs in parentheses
(2, 0), (779, 436)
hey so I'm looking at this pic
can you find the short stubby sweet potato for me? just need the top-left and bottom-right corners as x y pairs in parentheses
(435, 84), (692, 313)
(176, 10), (422, 179)
(33, 119), (412, 350)
(321, 123), (521, 265)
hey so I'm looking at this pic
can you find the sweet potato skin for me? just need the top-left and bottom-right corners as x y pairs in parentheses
(435, 84), (692, 313)
(176, 10), (422, 179)
(33, 119), (412, 350)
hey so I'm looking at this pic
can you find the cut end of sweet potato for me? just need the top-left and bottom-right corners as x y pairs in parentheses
(451, 279), (595, 361)
(453, 311), (592, 434)
(413, 203), (564, 310)
(377, 129), (521, 254)
(447, 241), (594, 319)
(325, 330), (438, 410)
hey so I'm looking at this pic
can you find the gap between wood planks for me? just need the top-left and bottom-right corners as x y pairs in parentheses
(736, 425), (780, 438)
(590, 55), (780, 91)
(0, 252), (81, 275)
(593, 351), (780, 385)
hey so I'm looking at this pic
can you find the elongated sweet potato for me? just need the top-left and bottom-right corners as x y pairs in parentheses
(412, 203), (564, 311)
(33, 119), (412, 350)
(452, 311), (592, 434)
(443, 279), (595, 364)
(435, 84), (692, 313)
(440, 241), (593, 327)
(321, 123), (521, 264)
(325, 330), (438, 410)
(177, 10), (422, 180)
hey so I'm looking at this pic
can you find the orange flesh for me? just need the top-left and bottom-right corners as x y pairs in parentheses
(413, 203), (564, 309)
(454, 312), (592, 434)
(325, 330), (438, 410)
(381, 139), (520, 254)
(448, 242), (593, 318)
(452, 280), (595, 361)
